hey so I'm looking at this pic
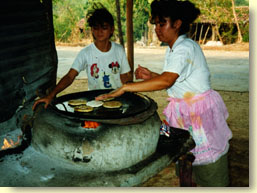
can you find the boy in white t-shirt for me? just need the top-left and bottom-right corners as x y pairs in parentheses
(33, 4), (132, 110)
(71, 41), (131, 90)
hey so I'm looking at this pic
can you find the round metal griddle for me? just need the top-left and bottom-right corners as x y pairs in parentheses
(50, 89), (153, 119)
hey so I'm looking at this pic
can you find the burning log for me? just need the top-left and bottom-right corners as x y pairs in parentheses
(0, 115), (32, 159)
(1, 136), (21, 150)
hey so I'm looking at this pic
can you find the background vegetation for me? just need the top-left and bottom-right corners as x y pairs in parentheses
(52, 0), (249, 45)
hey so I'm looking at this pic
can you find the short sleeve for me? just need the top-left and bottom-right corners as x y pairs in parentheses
(117, 45), (131, 74)
(71, 49), (87, 73)
(163, 47), (192, 82)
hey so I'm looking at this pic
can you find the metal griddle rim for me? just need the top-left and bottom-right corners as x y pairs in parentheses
(50, 89), (153, 120)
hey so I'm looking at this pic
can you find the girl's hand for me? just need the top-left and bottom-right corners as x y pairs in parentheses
(135, 65), (152, 80)
(95, 87), (125, 101)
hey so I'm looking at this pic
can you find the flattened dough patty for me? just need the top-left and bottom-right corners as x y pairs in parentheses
(68, 99), (87, 106)
(86, 100), (104, 107)
(103, 101), (122, 108)
(74, 105), (94, 112)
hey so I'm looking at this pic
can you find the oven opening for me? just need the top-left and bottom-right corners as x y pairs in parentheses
(81, 121), (101, 129)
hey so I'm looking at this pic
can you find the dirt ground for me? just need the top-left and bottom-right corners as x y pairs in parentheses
(56, 43), (249, 187)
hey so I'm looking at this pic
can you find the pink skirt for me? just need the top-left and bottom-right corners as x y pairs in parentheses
(163, 90), (232, 165)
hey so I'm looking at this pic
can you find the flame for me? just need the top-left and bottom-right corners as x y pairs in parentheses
(1, 136), (21, 150)
(83, 121), (100, 129)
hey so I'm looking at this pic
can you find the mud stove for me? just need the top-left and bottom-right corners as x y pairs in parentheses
(0, 90), (195, 187)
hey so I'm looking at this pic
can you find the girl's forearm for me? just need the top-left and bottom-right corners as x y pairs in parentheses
(150, 71), (160, 78)
(123, 72), (178, 93)
(124, 75), (172, 92)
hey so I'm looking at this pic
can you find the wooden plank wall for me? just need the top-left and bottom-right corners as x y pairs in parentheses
(0, 0), (57, 123)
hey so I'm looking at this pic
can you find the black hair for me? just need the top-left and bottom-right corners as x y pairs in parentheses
(150, 0), (200, 35)
(86, 3), (114, 27)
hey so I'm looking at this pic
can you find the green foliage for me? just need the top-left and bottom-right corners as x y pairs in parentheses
(191, 0), (234, 23)
(53, 0), (90, 42)
(133, 0), (150, 41)
(53, 0), (151, 43)
(235, 0), (249, 6)
(52, 0), (249, 44)
(241, 22), (249, 42)
(219, 23), (238, 44)
(191, 0), (249, 44)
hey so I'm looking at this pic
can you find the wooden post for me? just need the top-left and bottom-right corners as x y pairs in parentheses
(178, 152), (195, 187)
(126, 0), (134, 80)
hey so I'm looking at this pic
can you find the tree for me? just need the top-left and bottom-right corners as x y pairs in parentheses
(115, 0), (124, 47)
(192, 0), (236, 44)
(133, 0), (151, 43)
(52, 0), (248, 45)
(53, 0), (90, 42)
(231, 0), (243, 43)
(235, 0), (249, 6)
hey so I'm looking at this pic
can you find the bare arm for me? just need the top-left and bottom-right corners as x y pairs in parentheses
(124, 71), (178, 92)
(96, 72), (179, 100)
(48, 69), (78, 98)
(32, 69), (78, 110)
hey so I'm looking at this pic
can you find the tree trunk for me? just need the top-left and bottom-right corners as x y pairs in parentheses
(231, 0), (243, 43)
(199, 24), (204, 44)
(147, 20), (153, 46)
(202, 25), (210, 45)
(115, 0), (124, 47)
(215, 24), (223, 44)
(211, 25), (216, 41)
(126, 0), (134, 79)
(194, 23), (198, 41)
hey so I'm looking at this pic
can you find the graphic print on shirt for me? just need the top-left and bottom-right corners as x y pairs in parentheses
(102, 72), (112, 88)
(90, 63), (99, 78)
(109, 61), (120, 74)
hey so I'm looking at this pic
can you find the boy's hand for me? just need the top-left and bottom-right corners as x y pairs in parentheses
(32, 95), (53, 111)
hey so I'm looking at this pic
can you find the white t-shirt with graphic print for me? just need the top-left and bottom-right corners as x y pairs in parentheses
(163, 35), (211, 99)
(71, 41), (131, 90)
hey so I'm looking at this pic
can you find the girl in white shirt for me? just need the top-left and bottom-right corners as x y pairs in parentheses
(96, 0), (232, 187)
